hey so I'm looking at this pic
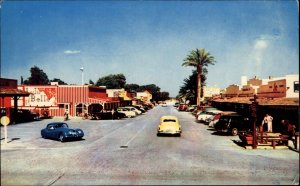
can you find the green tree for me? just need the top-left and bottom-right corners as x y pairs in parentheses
(177, 70), (207, 104)
(182, 48), (215, 106)
(96, 74), (126, 89)
(156, 91), (170, 101)
(136, 84), (162, 102)
(24, 66), (50, 85)
(50, 78), (68, 85)
(125, 84), (140, 92)
(89, 79), (95, 85)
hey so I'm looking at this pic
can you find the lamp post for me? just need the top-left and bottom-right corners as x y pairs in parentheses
(80, 67), (84, 85)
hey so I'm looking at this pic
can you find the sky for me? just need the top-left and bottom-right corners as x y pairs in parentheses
(0, 0), (299, 97)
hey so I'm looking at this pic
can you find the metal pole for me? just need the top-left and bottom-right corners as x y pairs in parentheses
(80, 67), (84, 85)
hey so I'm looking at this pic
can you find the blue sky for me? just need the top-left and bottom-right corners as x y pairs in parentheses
(1, 1), (299, 97)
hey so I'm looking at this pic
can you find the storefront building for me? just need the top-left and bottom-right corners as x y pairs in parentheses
(16, 83), (120, 117)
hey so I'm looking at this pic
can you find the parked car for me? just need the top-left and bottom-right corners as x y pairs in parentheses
(124, 106), (142, 115)
(178, 104), (188, 111)
(15, 109), (39, 123)
(195, 107), (219, 118)
(90, 111), (126, 120)
(214, 114), (252, 136)
(117, 107), (136, 118)
(174, 102), (180, 108)
(132, 105), (146, 113)
(161, 102), (167, 107)
(197, 110), (223, 123)
(187, 105), (197, 112)
(41, 122), (84, 142)
(208, 111), (237, 128)
(157, 116), (181, 137)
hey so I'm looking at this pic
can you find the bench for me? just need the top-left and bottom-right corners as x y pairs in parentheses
(257, 133), (289, 149)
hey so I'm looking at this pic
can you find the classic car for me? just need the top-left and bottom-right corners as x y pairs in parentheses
(208, 111), (237, 128)
(117, 107), (137, 118)
(41, 122), (84, 142)
(214, 114), (252, 136)
(197, 109), (223, 123)
(157, 116), (181, 136)
(90, 111), (126, 120)
(178, 104), (188, 111)
(124, 106), (142, 115)
(161, 102), (167, 107)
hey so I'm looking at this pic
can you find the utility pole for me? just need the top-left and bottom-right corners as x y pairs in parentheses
(80, 67), (84, 85)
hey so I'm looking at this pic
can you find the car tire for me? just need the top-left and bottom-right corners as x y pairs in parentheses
(231, 128), (238, 136)
(59, 133), (65, 142)
(157, 133), (160, 137)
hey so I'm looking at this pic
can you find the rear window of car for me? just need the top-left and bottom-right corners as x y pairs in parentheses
(163, 119), (176, 122)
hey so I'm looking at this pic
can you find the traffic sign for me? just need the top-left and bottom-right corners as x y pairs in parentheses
(1, 116), (10, 126)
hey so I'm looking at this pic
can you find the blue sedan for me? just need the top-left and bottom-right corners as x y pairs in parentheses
(41, 122), (84, 142)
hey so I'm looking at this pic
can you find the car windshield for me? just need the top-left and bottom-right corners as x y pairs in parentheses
(56, 123), (69, 128)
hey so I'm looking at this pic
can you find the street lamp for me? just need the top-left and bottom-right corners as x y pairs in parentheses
(80, 67), (84, 85)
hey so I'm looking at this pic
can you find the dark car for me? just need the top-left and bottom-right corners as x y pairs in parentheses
(90, 111), (126, 120)
(214, 114), (252, 136)
(41, 122), (84, 142)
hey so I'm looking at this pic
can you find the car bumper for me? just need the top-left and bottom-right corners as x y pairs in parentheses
(65, 133), (84, 139)
(157, 130), (181, 135)
(216, 129), (228, 133)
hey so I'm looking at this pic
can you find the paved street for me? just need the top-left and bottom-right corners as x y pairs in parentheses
(1, 105), (299, 185)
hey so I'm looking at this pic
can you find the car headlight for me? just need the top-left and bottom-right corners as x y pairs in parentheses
(68, 131), (76, 135)
(78, 131), (82, 134)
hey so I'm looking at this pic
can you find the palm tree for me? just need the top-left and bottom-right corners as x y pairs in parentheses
(182, 48), (216, 106)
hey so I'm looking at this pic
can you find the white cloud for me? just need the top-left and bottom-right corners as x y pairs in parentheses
(64, 50), (81, 54)
(254, 40), (268, 50)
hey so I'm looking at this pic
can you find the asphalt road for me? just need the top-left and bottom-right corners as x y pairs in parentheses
(1, 105), (299, 185)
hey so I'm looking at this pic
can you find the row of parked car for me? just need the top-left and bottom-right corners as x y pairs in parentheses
(88, 104), (153, 120)
(175, 103), (252, 136)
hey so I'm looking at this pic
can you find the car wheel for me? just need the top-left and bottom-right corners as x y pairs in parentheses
(231, 128), (238, 136)
(59, 133), (65, 142)
(157, 133), (160, 137)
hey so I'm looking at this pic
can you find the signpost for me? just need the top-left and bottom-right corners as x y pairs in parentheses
(1, 116), (10, 144)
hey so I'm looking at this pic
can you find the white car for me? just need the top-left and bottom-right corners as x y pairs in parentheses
(197, 110), (223, 123)
(195, 107), (219, 118)
(124, 106), (142, 115)
(117, 107), (136, 118)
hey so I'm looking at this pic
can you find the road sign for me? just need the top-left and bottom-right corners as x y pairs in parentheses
(1, 116), (10, 126)
(1, 116), (10, 144)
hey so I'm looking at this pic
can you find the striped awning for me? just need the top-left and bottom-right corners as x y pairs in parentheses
(0, 88), (31, 97)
